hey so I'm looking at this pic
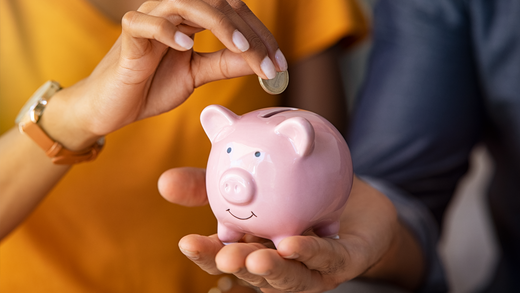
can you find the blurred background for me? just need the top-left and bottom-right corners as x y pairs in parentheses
(340, 1), (499, 292)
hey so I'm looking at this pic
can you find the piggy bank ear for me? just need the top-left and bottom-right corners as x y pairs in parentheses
(275, 117), (315, 157)
(200, 105), (239, 142)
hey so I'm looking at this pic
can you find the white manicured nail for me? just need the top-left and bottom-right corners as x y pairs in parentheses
(275, 49), (288, 71)
(175, 31), (193, 50)
(260, 56), (276, 80)
(232, 30), (249, 52)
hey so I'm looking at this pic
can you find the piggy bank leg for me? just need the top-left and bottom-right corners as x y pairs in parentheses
(313, 221), (340, 239)
(217, 222), (245, 245)
(271, 235), (292, 249)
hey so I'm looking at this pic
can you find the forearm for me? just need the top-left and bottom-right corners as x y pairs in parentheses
(0, 85), (96, 240)
(0, 127), (70, 240)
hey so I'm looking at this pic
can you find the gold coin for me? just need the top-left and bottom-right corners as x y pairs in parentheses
(258, 70), (289, 95)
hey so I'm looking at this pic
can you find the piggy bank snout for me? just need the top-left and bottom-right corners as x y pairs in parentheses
(219, 168), (255, 205)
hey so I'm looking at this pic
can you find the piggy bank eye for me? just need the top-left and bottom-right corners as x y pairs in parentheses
(227, 147), (232, 154)
(255, 151), (261, 157)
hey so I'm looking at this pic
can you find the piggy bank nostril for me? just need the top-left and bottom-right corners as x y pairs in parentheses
(219, 168), (255, 205)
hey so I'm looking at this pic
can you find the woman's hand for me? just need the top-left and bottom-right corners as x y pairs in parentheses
(43, 0), (286, 150)
(1, 0), (287, 241)
(159, 169), (425, 292)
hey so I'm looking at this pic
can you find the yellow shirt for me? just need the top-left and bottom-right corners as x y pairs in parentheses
(0, 0), (367, 291)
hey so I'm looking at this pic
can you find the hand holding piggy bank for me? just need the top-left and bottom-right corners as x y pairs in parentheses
(201, 105), (353, 248)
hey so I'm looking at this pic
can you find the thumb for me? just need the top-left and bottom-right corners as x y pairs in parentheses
(158, 167), (209, 207)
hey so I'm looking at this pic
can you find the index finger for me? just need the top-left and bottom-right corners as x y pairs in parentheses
(277, 235), (359, 279)
(210, 0), (288, 77)
(149, 0), (285, 79)
(226, 0), (288, 72)
(179, 234), (224, 275)
(245, 248), (335, 292)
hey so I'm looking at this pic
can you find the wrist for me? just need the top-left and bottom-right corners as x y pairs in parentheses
(38, 83), (102, 151)
(361, 220), (425, 290)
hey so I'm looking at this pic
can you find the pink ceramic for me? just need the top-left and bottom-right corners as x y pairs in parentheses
(201, 105), (353, 248)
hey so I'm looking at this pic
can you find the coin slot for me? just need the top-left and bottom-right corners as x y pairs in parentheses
(261, 109), (295, 118)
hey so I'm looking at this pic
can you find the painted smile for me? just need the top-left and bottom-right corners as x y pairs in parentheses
(226, 209), (257, 220)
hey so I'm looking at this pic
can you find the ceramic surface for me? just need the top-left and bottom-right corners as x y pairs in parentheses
(201, 105), (353, 247)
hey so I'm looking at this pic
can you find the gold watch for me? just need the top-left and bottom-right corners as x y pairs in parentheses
(15, 80), (104, 164)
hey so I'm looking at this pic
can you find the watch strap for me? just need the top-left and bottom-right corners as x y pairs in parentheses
(19, 110), (104, 165)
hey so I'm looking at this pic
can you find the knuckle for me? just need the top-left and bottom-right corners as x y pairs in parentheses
(168, 0), (188, 13)
(217, 52), (231, 79)
(137, 1), (159, 13)
(268, 274), (308, 292)
(229, 0), (251, 15)
(247, 34), (267, 54)
(321, 257), (346, 275)
(246, 278), (270, 289)
(285, 283), (309, 292)
(234, 274), (269, 288)
(203, 0), (219, 6)
(313, 242), (346, 275)
(211, 0), (233, 13)
(212, 11), (231, 31)
(299, 236), (322, 259)
(258, 29), (277, 47)
(121, 11), (140, 30)
(154, 18), (173, 36)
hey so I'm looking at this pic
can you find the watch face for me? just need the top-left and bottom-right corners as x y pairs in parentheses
(15, 81), (60, 124)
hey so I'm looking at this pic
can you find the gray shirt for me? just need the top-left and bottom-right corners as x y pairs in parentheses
(349, 0), (520, 292)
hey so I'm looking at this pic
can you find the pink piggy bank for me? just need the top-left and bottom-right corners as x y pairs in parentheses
(201, 105), (353, 248)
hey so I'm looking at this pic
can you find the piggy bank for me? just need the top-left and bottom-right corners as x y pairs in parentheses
(201, 105), (353, 248)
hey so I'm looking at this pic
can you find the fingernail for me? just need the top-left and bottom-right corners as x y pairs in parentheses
(260, 56), (276, 80)
(253, 270), (271, 276)
(275, 49), (288, 71)
(179, 247), (199, 260)
(232, 30), (249, 52)
(175, 31), (194, 50)
(282, 253), (299, 259)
